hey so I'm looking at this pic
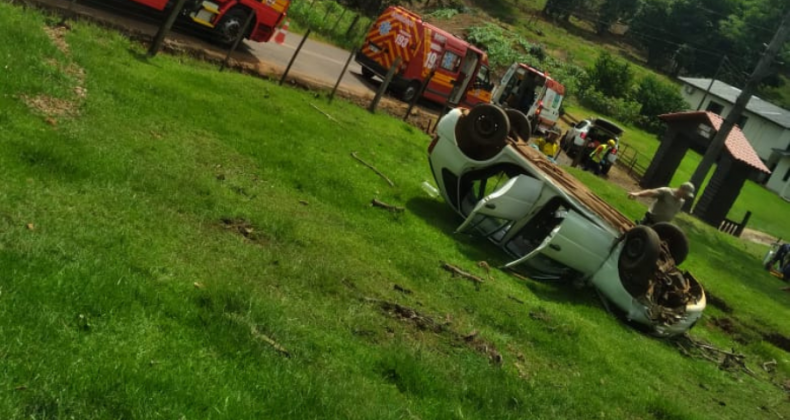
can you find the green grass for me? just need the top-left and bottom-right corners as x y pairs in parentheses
(565, 102), (790, 241)
(2, 4), (790, 419)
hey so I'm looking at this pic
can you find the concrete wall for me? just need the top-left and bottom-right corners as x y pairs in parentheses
(681, 87), (790, 162)
(766, 156), (790, 199)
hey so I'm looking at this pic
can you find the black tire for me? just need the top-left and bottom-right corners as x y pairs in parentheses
(618, 226), (661, 296)
(361, 66), (375, 79)
(215, 9), (251, 46)
(651, 222), (689, 265)
(401, 81), (421, 103)
(620, 225), (661, 271)
(505, 109), (531, 142)
(455, 104), (510, 161)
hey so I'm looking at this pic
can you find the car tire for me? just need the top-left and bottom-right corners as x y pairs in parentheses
(456, 104), (510, 161)
(505, 109), (531, 142)
(215, 8), (251, 46)
(618, 226), (661, 295)
(401, 81), (421, 103)
(651, 222), (689, 265)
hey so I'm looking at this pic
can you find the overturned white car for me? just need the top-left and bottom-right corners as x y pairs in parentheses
(427, 105), (706, 336)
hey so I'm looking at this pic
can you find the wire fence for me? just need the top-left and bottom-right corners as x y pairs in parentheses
(288, 0), (373, 50)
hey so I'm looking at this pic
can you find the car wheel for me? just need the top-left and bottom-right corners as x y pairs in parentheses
(216, 8), (250, 46)
(619, 226), (661, 295)
(505, 109), (531, 142)
(456, 104), (510, 161)
(401, 81), (421, 103)
(361, 66), (375, 79)
(651, 222), (689, 265)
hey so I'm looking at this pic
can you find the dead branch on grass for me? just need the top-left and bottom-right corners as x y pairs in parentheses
(441, 262), (484, 285)
(371, 199), (404, 213)
(351, 152), (394, 187)
(310, 103), (338, 123)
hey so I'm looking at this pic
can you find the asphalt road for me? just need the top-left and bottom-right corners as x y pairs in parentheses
(31, 0), (373, 95)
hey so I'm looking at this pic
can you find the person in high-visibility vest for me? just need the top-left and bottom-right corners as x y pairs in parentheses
(533, 130), (560, 160)
(585, 139), (615, 175)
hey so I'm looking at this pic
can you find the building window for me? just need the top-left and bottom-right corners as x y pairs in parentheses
(737, 115), (748, 129)
(784, 166), (790, 182)
(706, 101), (724, 115)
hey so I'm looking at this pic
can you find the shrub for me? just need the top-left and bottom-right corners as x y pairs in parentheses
(577, 87), (642, 124)
(634, 76), (689, 118)
(586, 51), (634, 99)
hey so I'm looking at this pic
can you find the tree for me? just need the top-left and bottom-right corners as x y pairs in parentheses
(630, 0), (674, 67)
(586, 51), (634, 98)
(634, 77), (687, 117)
(595, 0), (639, 35)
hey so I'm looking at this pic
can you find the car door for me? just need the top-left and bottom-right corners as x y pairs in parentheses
(504, 210), (616, 277)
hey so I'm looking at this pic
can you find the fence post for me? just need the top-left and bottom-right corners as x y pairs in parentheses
(329, 47), (357, 103)
(735, 211), (752, 237)
(345, 14), (361, 38)
(329, 8), (347, 34)
(148, 0), (189, 57)
(404, 70), (435, 121)
(369, 57), (401, 113)
(219, 12), (256, 72)
(279, 29), (312, 85)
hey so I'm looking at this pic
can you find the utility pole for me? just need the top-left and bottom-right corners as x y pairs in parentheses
(684, 8), (790, 212)
(696, 55), (727, 111)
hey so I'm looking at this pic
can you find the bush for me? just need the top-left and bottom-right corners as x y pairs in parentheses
(634, 76), (689, 118)
(586, 51), (634, 99)
(577, 87), (642, 124)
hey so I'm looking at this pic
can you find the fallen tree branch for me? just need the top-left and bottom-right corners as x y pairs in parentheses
(371, 199), (404, 213)
(441, 262), (484, 284)
(351, 152), (394, 187)
(310, 103), (338, 123)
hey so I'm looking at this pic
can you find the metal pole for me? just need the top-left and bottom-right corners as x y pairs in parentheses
(686, 9), (790, 213)
(279, 29), (312, 86)
(329, 47), (357, 103)
(329, 8), (347, 34)
(404, 70), (435, 121)
(369, 57), (402, 113)
(696, 55), (726, 111)
(220, 12), (256, 72)
(147, 0), (189, 57)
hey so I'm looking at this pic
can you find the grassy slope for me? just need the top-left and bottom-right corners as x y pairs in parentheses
(1, 4), (789, 419)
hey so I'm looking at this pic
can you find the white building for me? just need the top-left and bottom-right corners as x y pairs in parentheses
(679, 77), (790, 199)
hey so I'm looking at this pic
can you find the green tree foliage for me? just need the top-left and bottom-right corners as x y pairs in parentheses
(633, 76), (690, 131)
(595, 0), (639, 35)
(586, 51), (634, 98)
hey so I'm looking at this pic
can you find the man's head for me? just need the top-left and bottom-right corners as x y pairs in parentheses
(676, 182), (695, 199)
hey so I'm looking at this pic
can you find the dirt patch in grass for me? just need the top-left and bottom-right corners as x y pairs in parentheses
(220, 217), (269, 245)
(704, 292), (734, 314)
(23, 25), (88, 119)
(369, 298), (503, 364)
(44, 25), (70, 54)
(762, 332), (790, 353)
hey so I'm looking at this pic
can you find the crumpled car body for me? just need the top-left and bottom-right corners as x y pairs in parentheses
(427, 107), (706, 337)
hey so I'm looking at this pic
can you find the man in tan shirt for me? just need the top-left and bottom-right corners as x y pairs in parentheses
(627, 182), (695, 225)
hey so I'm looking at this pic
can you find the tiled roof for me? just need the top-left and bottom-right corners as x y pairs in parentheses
(658, 111), (771, 173)
(679, 77), (790, 129)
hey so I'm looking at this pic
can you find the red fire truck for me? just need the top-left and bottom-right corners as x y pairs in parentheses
(355, 6), (494, 107)
(129, 0), (290, 44)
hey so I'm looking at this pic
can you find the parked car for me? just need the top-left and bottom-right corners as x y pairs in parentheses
(561, 118), (624, 175)
(427, 105), (706, 337)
